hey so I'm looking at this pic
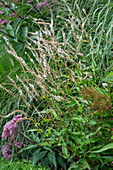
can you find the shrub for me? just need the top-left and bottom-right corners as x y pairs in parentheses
(0, 0), (60, 52)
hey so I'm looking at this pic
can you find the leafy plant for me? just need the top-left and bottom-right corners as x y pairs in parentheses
(0, 0), (60, 52)
(0, 157), (50, 170)
(0, 0), (113, 169)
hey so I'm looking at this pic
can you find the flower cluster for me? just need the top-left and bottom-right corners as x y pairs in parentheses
(1, 115), (25, 160)
(2, 142), (12, 160)
(2, 115), (22, 140)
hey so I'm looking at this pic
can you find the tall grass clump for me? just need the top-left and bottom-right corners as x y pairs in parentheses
(0, 0), (113, 169)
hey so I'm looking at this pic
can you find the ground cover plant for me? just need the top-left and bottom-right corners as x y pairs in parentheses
(0, 157), (50, 170)
(0, 0), (113, 169)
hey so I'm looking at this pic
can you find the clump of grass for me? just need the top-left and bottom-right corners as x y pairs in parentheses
(0, 0), (113, 169)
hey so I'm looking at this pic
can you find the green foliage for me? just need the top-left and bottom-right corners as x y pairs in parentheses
(0, 0), (61, 52)
(0, 157), (50, 170)
(0, 45), (14, 76)
(92, 143), (113, 153)
(0, 0), (113, 169)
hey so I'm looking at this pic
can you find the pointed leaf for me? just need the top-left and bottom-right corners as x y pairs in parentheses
(48, 151), (57, 167)
(92, 143), (113, 153)
(33, 151), (48, 165)
(18, 144), (37, 153)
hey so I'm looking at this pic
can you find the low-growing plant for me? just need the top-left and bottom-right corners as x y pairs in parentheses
(0, 157), (50, 170)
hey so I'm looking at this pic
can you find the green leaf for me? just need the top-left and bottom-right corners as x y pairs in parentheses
(40, 142), (50, 146)
(102, 72), (113, 83)
(27, 129), (37, 132)
(77, 105), (84, 113)
(18, 144), (38, 153)
(46, 127), (53, 137)
(66, 101), (76, 108)
(81, 159), (90, 170)
(68, 162), (82, 170)
(6, 24), (13, 31)
(33, 0), (38, 3)
(51, 110), (59, 119)
(89, 120), (97, 125)
(111, 136), (113, 140)
(15, 19), (23, 36)
(16, 4), (32, 16)
(48, 151), (57, 167)
(57, 156), (66, 168)
(43, 146), (52, 151)
(0, 62), (5, 74)
(17, 43), (24, 50)
(41, 156), (49, 167)
(62, 142), (69, 158)
(22, 0), (28, 4)
(33, 148), (41, 157)
(23, 27), (28, 39)
(92, 143), (113, 153)
(71, 132), (81, 136)
(13, 18), (21, 29)
(33, 151), (48, 165)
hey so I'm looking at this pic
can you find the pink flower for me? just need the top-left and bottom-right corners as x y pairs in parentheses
(0, 10), (3, 15)
(5, 20), (9, 24)
(2, 115), (22, 140)
(2, 142), (12, 160)
(14, 139), (17, 143)
(9, 129), (14, 136)
(37, 0), (49, 9)
(109, 106), (111, 110)
(1, 25), (5, 28)
(0, 19), (5, 25)
(15, 115), (21, 119)
(23, 144), (26, 147)
(15, 141), (21, 148)
(26, 120), (29, 125)
(10, 12), (16, 17)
